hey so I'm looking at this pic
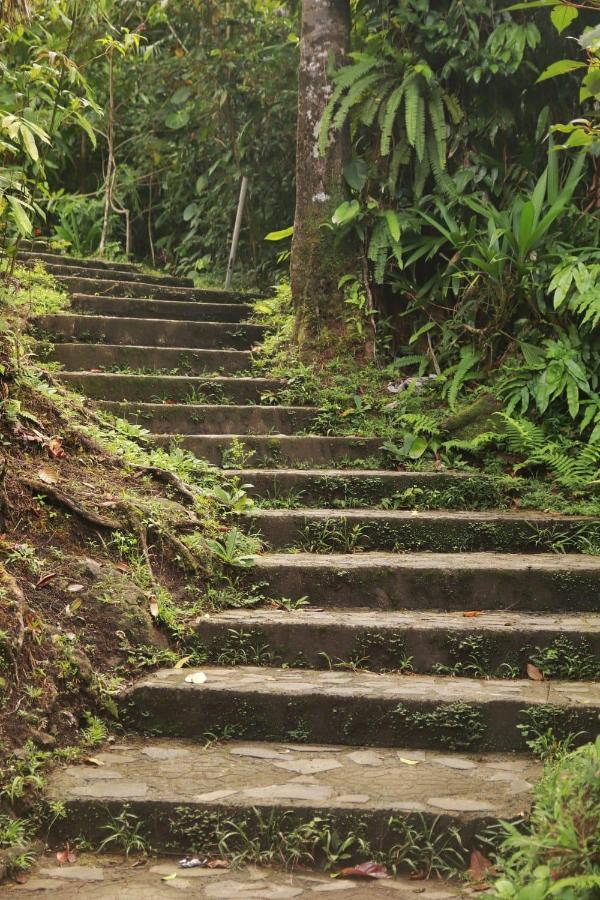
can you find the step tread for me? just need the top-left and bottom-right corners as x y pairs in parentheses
(71, 292), (251, 311)
(59, 372), (282, 386)
(198, 606), (600, 633)
(129, 665), (599, 707)
(49, 342), (251, 356)
(255, 550), (600, 572)
(48, 735), (540, 819)
(38, 313), (262, 328)
(97, 400), (317, 413)
(249, 507), (594, 523)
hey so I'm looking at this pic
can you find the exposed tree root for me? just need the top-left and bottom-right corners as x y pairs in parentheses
(133, 465), (197, 505)
(22, 478), (121, 529)
(0, 563), (28, 684)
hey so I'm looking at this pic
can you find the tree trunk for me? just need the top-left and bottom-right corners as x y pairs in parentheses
(291, 0), (352, 343)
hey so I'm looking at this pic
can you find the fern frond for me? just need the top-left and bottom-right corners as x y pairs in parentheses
(499, 414), (546, 453)
(447, 350), (480, 410)
(427, 129), (454, 197)
(400, 412), (440, 436)
(427, 87), (447, 171)
(404, 74), (426, 160)
(413, 142), (430, 199)
(380, 83), (406, 156)
(332, 73), (382, 133)
(441, 90), (464, 125)
(367, 218), (390, 284)
(387, 140), (410, 194)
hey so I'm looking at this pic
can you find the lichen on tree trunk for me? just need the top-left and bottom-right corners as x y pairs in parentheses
(291, 0), (352, 344)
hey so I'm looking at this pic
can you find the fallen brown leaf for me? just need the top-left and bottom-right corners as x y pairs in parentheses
(527, 662), (544, 681)
(463, 611), (481, 618)
(468, 849), (494, 883)
(37, 467), (58, 485)
(207, 860), (229, 869)
(13, 873), (29, 884)
(337, 861), (389, 880)
(56, 844), (77, 865)
(149, 597), (159, 618)
(67, 583), (85, 593)
(47, 437), (66, 459)
(36, 573), (57, 589)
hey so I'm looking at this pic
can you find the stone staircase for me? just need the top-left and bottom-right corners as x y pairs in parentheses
(28, 250), (600, 876)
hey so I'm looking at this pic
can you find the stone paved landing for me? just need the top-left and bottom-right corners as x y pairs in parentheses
(49, 737), (539, 817)
(7, 854), (470, 898)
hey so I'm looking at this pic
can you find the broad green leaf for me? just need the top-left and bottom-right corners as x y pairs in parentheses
(20, 124), (38, 161)
(331, 200), (360, 226)
(517, 200), (535, 256)
(165, 109), (189, 129)
(536, 59), (586, 83)
(409, 321), (436, 344)
(384, 209), (401, 242)
(505, 1), (558, 8)
(7, 195), (32, 235)
(195, 175), (208, 194)
(171, 86), (192, 105)
(183, 202), (199, 221)
(343, 158), (368, 191)
(550, 5), (578, 34)
(408, 435), (428, 458)
(265, 226), (294, 241)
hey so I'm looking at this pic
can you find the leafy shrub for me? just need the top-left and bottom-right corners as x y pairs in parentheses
(486, 737), (600, 899)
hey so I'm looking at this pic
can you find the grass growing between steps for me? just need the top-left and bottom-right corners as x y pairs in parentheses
(250, 283), (600, 518)
(0, 264), (266, 878)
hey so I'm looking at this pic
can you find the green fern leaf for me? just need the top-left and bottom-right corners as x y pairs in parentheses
(447, 349), (480, 410)
(428, 88), (447, 171)
(332, 73), (382, 134)
(380, 83), (406, 156)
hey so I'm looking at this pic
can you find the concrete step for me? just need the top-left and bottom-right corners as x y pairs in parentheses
(45, 343), (252, 375)
(70, 293), (252, 322)
(120, 666), (599, 751)
(97, 400), (318, 435)
(54, 273), (248, 302)
(193, 608), (600, 678)
(245, 508), (597, 554)
(58, 372), (283, 404)
(47, 736), (540, 864)
(250, 551), (600, 612)
(35, 314), (265, 350)
(20, 250), (141, 274)
(24, 257), (192, 286)
(155, 434), (384, 467)
(222, 468), (501, 507)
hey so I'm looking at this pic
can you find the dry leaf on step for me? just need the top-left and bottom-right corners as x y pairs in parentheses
(527, 662), (544, 681)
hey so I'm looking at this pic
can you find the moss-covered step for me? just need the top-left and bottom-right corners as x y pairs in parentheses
(46, 737), (541, 863)
(96, 401), (318, 435)
(70, 293), (253, 323)
(119, 666), (600, 751)
(58, 373), (283, 404)
(250, 552), (600, 612)
(244, 508), (599, 554)
(192, 608), (600, 679)
(18, 249), (138, 273)
(34, 314), (265, 350)
(223, 468), (507, 508)
(46, 343), (252, 375)
(23, 258), (192, 287)
(52, 273), (249, 302)
(155, 434), (385, 467)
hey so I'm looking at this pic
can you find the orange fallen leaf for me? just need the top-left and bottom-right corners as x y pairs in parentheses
(463, 610), (481, 618)
(468, 849), (494, 883)
(207, 860), (229, 869)
(37, 467), (58, 485)
(527, 662), (544, 681)
(149, 597), (159, 618)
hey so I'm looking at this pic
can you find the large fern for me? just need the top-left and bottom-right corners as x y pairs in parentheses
(320, 55), (462, 198)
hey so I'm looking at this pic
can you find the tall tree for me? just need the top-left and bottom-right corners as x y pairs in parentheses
(290, 0), (352, 343)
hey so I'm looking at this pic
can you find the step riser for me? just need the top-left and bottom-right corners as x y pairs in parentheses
(121, 684), (596, 751)
(58, 373), (281, 404)
(70, 294), (251, 323)
(193, 619), (600, 679)
(98, 401), (317, 435)
(226, 470), (502, 507)
(26, 259), (191, 286)
(44, 343), (252, 375)
(35, 315), (264, 350)
(48, 799), (492, 864)
(54, 274), (245, 302)
(19, 250), (137, 272)
(155, 435), (384, 467)
(246, 513), (597, 554)
(250, 561), (600, 612)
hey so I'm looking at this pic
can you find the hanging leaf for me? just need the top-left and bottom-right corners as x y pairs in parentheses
(343, 158), (368, 191)
(550, 5), (578, 34)
(536, 59), (586, 83)
(265, 226), (294, 241)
